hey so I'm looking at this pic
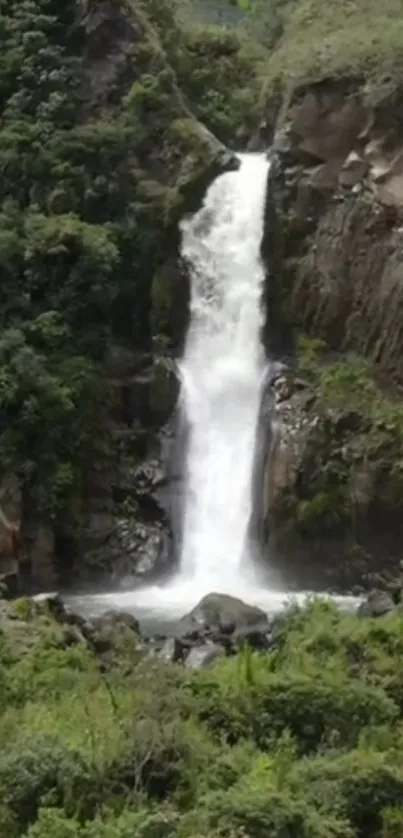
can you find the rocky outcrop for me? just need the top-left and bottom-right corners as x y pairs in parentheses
(5, 588), (402, 685)
(66, 344), (180, 586)
(0, 478), (58, 594)
(357, 590), (395, 619)
(265, 80), (403, 382)
(178, 592), (270, 633)
(0, 476), (21, 582)
(259, 78), (403, 585)
(262, 366), (403, 591)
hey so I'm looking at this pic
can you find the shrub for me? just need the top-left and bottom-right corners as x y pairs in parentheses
(382, 807), (403, 838)
(195, 782), (353, 838)
(0, 737), (94, 831)
(293, 748), (403, 837)
(24, 805), (181, 838)
(188, 646), (397, 752)
(2, 598), (403, 836)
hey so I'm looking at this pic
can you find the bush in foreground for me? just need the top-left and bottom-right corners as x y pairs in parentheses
(1, 601), (403, 836)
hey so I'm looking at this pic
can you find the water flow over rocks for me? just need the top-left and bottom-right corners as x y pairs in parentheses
(65, 154), (362, 624)
(177, 152), (270, 590)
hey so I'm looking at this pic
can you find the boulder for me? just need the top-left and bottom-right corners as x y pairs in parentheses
(92, 609), (140, 634)
(90, 609), (140, 654)
(357, 590), (396, 618)
(31, 592), (67, 619)
(112, 356), (179, 430)
(376, 174), (403, 208)
(185, 642), (225, 670)
(288, 87), (368, 164)
(29, 526), (57, 590)
(232, 623), (274, 650)
(339, 151), (368, 187)
(0, 571), (19, 599)
(178, 593), (269, 636)
(158, 636), (185, 664)
(83, 516), (173, 585)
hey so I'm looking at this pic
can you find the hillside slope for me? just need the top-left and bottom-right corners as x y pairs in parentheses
(0, 0), (241, 590)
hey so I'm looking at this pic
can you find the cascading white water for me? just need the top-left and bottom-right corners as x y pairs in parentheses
(66, 154), (361, 622)
(177, 152), (269, 587)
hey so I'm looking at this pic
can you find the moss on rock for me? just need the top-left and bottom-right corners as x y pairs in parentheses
(266, 343), (403, 586)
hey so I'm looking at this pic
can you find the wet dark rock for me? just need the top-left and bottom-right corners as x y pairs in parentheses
(31, 592), (67, 619)
(59, 623), (88, 648)
(107, 518), (173, 582)
(0, 571), (19, 599)
(171, 594), (272, 662)
(158, 636), (185, 664)
(90, 609), (140, 654)
(232, 623), (274, 650)
(330, 409), (364, 436)
(151, 257), (190, 352)
(219, 619), (236, 635)
(177, 142), (240, 213)
(61, 606), (93, 636)
(209, 630), (235, 652)
(389, 583), (403, 605)
(174, 622), (203, 644)
(115, 356), (179, 431)
(180, 593), (269, 634)
(92, 609), (140, 634)
(185, 642), (225, 670)
(133, 458), (167, 504)
(357, 590), (396, 618)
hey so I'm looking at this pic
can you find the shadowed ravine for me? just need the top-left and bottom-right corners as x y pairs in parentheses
(67, 154), (360, 623)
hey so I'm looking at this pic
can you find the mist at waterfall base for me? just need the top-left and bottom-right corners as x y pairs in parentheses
(67, 155), (359, 624)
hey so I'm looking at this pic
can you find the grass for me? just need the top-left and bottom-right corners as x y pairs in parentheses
(247, 0), (403, 104)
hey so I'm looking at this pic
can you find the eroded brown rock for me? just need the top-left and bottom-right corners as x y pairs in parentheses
(268, 78), (403, 381)
(289, 85), (367, 163)
(0, 475), (21, 578)
(262, 372), (403, 591)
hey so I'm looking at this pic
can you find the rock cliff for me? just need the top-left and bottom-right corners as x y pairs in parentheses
(262, 77), (403, 587)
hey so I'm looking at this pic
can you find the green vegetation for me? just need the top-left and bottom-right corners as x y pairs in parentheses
(172, 24), (265, 146)
(265, 0), (403, 99)
(205, 0), (403, 102)
(235, 0), (403, 101)
(299, 337), (403, 460)
(285, 337), (403, 536)
(1, 599), (403, 836)
(4, 1), (403, 831)
(0, 0), (258, 563)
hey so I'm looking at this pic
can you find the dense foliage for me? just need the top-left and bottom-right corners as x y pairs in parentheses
(0, 0), (262, 547)
(1, 599), (403, 836)
(0, 0), (155, 526)
(215, 0), (403, 98)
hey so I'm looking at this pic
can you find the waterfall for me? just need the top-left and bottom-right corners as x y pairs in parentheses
(66, 153), (362, 622)
(177, 153), (270, 587)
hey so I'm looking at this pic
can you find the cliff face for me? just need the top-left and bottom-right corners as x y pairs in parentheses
(267, 81), (403, 377)
(0, 0), (240, 591)
(262, 78), (403, 588)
